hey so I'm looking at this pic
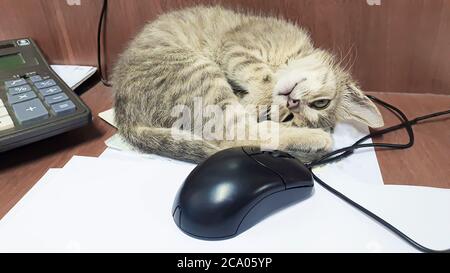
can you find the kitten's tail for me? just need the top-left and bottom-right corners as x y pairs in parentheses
(119, 126), (220, 163)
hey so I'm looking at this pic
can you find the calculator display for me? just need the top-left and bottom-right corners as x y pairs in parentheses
(0, 53), (26, 71)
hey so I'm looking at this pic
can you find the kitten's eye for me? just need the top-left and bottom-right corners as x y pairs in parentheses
(310, 99), (331, 110)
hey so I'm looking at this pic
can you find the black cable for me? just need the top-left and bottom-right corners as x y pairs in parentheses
(309, 107), (450, 167)
(97, 0), (112, 87)
(412, 109), (450, 123)
(311, 172), (450, 253)
(308, 95), (415, 167)
(304, 95), (450, 252)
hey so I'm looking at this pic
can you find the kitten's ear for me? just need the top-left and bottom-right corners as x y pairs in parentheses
(338, 83), (384, 128)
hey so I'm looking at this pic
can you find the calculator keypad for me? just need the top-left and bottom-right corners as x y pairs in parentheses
(1, 74), (77, 131)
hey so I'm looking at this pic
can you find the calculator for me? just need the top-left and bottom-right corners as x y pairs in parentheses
(0, 38), (91, 152)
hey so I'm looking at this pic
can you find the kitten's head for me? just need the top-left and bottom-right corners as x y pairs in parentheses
(273, 50), (384, 130)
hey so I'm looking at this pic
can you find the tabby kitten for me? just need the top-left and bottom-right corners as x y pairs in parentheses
(112, 6), (384, 163)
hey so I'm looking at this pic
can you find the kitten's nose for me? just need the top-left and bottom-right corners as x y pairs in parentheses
(287, 98), (300, 109)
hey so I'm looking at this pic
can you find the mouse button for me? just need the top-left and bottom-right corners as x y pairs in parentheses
(243, 147), (294, 158)
(252, 154), (314, 189)
(242, 146), (263, 155)
(263, 150), (294, 158)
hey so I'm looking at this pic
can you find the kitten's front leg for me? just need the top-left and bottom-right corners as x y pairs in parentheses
(219, 112), (333, 162)
(278, 127), (333, 162)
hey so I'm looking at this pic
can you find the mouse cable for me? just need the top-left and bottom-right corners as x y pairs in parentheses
(311, 173), (450, 253)
(309, 97), (450, 167)
(97, 0), (112, 87)
(309, 95), (415, 167)
(304, 95), (450, 253)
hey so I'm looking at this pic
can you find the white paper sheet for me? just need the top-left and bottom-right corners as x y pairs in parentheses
(51, 65), (97, 90)
(0, 154), (449, 252)
(98, 108), (115, 127)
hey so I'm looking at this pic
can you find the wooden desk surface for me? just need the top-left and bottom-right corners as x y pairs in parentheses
(0, 83), (449, 220)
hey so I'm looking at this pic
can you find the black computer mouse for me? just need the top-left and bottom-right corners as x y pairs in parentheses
(172, 146), (314, 240)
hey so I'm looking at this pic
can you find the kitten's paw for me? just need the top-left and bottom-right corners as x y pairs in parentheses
(308, 128), (333, 153)
(288, 128), (332, 152)
(282, 129), (333, 161)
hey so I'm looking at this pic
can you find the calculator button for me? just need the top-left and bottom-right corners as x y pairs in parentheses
(5, 79), (27, 88)
(0, 115), (14, 131)
(39, 86), (62, 97)
(51, 100), (76, 116)
(8, 91), (37, 104)
(45, 93), (68, 105)
(34, 79), (56, 89)
(29, 75), (43, 82)
(12, 98), (49, 125)
(8, 84), (32, 95)
(0, 106), (8, 117)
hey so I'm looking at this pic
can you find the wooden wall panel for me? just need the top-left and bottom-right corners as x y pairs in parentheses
(0, 0), (449, 94)
(0, 0), (102, 65)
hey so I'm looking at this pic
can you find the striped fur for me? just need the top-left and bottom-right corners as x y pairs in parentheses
(112, 6), (383, 163)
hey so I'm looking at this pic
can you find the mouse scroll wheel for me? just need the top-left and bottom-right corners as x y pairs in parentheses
(264, 150), (294, 158)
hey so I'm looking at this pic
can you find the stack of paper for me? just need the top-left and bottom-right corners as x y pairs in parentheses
(0, 70), (449, 252)
(51, 65), (97, 90)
